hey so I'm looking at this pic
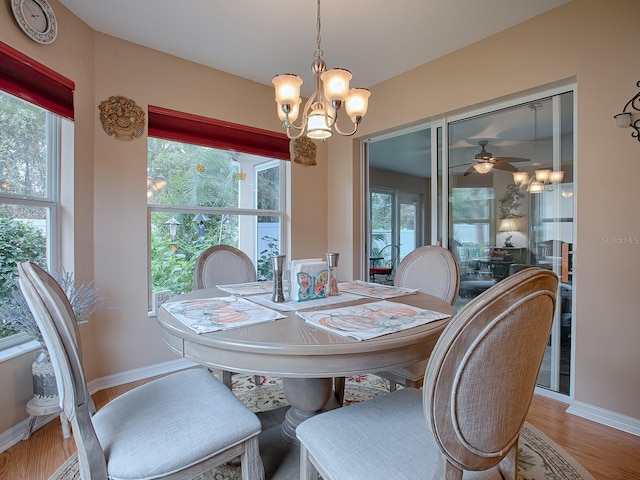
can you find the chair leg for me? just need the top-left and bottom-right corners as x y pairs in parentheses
(222, 370), (234, 389)
(254, 375), (262, 386)
(240, 436), (265, 480)
(389, 380), (398, 392)
(300, 443), (320, 480)
(334, 376), (346, 405)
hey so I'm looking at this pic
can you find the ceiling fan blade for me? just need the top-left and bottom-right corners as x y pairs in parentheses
(463, 166), (477, 176)
(493, 163), (519, 172)
(493, 156), (529, 163)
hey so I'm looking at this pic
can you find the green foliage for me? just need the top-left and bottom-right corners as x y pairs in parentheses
(0, 217), (46, 298)
(256, 236), (279, 281)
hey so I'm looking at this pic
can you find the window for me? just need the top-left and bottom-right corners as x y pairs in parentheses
(147, 107), (289, 301)
(0, 42), (73, 349)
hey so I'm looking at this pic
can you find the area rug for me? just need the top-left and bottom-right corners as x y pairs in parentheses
(50, 374), (594, 480)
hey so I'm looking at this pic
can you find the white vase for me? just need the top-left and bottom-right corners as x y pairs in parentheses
(32, 349), (59, 407)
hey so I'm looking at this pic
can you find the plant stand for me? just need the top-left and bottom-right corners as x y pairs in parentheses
(23, 398), (70, 440)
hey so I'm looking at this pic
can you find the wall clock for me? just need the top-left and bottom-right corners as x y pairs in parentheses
(11, 0), (58, 45)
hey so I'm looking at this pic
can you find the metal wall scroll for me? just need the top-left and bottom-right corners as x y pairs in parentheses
(98, 95), (145, 140)
(614, 80), (640, 142)
(291, 136), (317, 166)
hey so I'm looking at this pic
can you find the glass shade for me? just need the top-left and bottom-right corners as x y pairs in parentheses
(307, 110), (333, 139)
(535, 169), (551, 182)
(321, 68), (352, 102)
(473, 162), (494, 174)
(345, 88), (370, 121)
(529, 181), (544, 193)
(512, 171), (529, 186)
(272, 74), (302, 105)
(549, 170), (565, 183)
(277, 98), (301, 123)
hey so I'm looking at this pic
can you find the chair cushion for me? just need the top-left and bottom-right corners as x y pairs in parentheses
(297, 389), (501, 480)
(92, 368), (261, 480)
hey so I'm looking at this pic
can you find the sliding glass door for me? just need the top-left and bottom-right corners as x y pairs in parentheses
(365, 87), (575, 396)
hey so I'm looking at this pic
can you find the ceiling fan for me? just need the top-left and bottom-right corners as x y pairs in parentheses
(463, 140), (528, 176)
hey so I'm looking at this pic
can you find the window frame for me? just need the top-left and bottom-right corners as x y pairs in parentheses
(146, 107), (290, 311)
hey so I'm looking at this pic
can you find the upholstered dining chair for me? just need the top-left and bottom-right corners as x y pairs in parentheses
(298, 267), (558, 480)
(381, 245), (460, 391)
(194, 244), (257, 289)
(193, 245), (262, 387)
(18, 262), (264, 480)
(335, 245), (459, 404)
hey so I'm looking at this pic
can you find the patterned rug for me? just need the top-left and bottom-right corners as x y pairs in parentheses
(50, 374), (594, 480)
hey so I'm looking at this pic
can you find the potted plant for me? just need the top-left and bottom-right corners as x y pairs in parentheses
(0, 266), (109, 406)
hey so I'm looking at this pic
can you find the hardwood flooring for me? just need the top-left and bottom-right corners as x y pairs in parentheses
(1, 380), (639, 480)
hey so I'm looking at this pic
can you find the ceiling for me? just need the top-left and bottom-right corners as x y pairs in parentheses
(58, 0), (567, 97)
(58, 0), (570, 176)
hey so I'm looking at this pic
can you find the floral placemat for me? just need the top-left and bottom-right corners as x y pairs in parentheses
(296, 300), (450, 341)
(216, 281), (273, 296)
(338, 280), (418, 299)
(247, 292), (362, 312)
(162, 296), (285, 334)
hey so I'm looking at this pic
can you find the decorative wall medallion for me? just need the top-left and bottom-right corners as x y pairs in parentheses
(291, 136), (317, 166)
(98, 96), (145, 140)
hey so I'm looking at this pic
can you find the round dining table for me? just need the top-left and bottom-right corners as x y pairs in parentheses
(157, 286), (455, 478)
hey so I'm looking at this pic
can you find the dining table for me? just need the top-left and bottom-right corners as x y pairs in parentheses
(157, 282), (455, 479)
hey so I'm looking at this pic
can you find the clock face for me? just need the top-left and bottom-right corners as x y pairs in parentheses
(11, 0), (58, 44)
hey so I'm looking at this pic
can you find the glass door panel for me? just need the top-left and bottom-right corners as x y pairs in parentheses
(446, 90), (575, 396)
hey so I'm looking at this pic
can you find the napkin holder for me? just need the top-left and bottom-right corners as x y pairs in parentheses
(290, 259), (329, 301)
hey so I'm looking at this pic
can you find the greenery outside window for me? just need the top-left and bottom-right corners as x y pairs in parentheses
(0, 91), (60, 347)
(147, 139), (286, 300)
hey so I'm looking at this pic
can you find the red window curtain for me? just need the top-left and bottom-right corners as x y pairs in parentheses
(0, 42), (74, 120)
(148, 105), (290, 161)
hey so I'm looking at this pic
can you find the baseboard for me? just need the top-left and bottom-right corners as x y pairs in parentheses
(0, 358), (197, 454)
(567, 400), (640, 437)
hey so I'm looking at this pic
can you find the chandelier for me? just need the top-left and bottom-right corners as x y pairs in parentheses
(512, 103), (564, 193)
(272, 0), (370, 140)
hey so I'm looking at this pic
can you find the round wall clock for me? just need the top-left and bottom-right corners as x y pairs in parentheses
(11, 0), (58, 45)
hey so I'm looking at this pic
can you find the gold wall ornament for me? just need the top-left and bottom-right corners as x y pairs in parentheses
(291, 136), (317, 166)
(98, 96), (145, 140)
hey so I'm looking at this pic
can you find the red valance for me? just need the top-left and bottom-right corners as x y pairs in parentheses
(148, 106), (290, 161)
(0, 42), (74, 120)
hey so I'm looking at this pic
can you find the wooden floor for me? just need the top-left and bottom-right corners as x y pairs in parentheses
(1, 379), (639, 480)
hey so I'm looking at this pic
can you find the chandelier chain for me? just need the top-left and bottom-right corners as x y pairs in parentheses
(314, 0), (323, 59)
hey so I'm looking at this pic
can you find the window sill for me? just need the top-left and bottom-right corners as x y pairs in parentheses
(0, 339), (40, 363)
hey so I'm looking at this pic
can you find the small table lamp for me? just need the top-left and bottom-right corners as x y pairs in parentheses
(498, 218), (518, 248)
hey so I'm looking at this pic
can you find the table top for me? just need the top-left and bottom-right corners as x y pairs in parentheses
(157, 287), (455, 378)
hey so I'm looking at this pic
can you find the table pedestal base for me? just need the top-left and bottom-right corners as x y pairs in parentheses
(258, 378), (340, 479)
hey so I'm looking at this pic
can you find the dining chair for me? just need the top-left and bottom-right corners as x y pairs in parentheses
(368, 244), (400, 284)
(193, 245), (262, 387)
(194, 244), (257, 289)
(381, 245), (460, 391)
(18, 261), (264, 480)
(297, 267), (558, 480)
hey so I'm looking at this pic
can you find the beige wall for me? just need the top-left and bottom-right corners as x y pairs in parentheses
(329, 0), (640, 420)
(1, 0), (639, 435)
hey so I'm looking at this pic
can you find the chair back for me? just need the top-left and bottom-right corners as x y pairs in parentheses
(423, 267), (558, 474)
(18, 262), (108, 478)
(194, 245), (257, 289)
(394, 245), (460, 305)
